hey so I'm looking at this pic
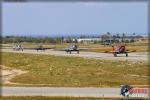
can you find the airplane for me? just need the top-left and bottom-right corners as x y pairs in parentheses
(111, 45), (128, 57)
(65, 45), (80, 54)
(12, 43), (52, 52)
(13, 44), (23, 51)
(33, 44), (53, 52)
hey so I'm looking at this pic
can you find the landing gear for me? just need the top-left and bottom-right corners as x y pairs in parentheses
(114, 53), (117, 57)
(114, 52), (128, 57)
(126, 52), (128, 57)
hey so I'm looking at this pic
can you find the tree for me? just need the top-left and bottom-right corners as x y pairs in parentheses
(106, 32), (111, 35)
(122, 33), (126, 42)
(132, 33), (136, 42)
(101, 34), (110, 46)
(116, 34), (120, 38)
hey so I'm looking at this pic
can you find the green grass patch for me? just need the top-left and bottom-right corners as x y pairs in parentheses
(1, 52), (149, 87)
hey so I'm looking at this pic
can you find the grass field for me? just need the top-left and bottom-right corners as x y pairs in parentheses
(1, 52), (149, 87)
(0, 97), (149, 100)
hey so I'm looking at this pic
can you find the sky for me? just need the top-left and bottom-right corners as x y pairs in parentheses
(2, 2), (148, 37)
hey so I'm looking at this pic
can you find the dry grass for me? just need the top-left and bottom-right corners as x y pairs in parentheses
(1, 52), (149, 87)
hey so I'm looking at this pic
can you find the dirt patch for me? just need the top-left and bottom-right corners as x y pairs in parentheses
(0, 65), (27, 84)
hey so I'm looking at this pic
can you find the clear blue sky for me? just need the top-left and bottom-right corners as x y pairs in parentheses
(2, 2), (148, 37)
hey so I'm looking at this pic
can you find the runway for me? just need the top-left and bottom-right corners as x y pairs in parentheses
(1, 48), (149, 62)
(1, 87), (150, 98)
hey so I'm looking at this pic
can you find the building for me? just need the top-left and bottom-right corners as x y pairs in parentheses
(77, 38), (101, 44)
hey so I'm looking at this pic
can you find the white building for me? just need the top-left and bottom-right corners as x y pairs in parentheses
(77, 38), (101, 43)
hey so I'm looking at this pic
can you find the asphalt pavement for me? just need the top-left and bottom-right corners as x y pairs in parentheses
(1, 48), (148, 62)
(1, 87), (150, 98)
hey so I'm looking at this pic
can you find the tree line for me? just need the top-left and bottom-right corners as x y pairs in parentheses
(1, 32), (144, 44)
(1, 36), (64, 44)
(1, 36), (79, 44)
